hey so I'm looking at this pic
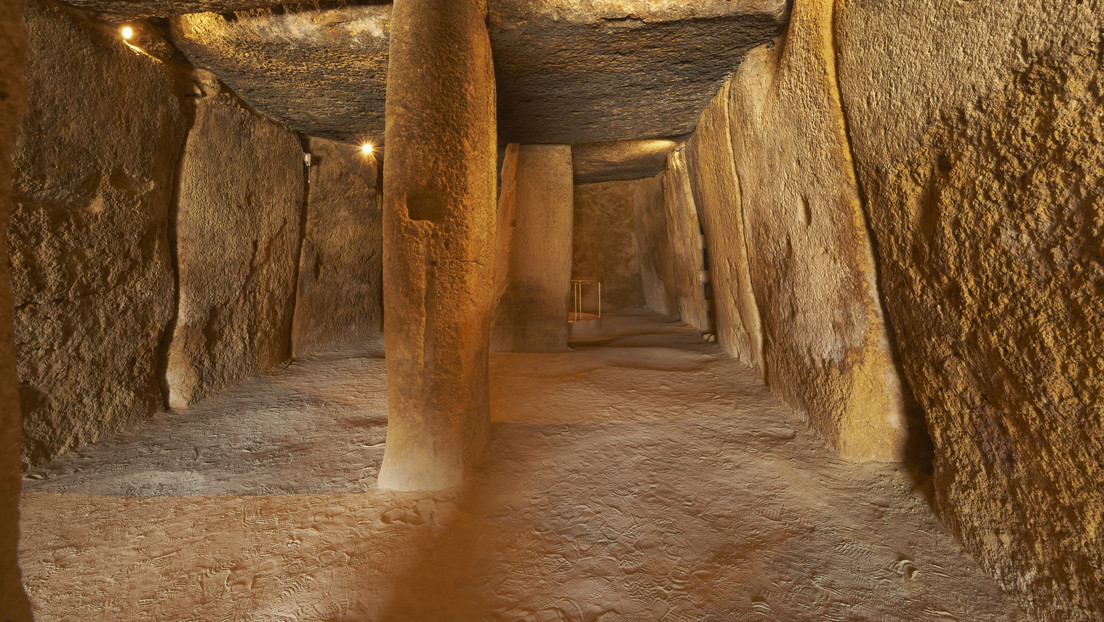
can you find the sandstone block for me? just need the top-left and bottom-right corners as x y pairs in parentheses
(0, 0), (32, 616)
(684, 83), (764, 374)
(662, 150), (710, 331)
(838, 1), (1104, 616)
(291, 137), (382, 358)
(632, 173), (679, 317)
(723, 0), (908, 462)
(166, 90), (304, 408)
(492, 144), (573, 352)
(572, 181), (646, 310)
(10, 0), (185, 467)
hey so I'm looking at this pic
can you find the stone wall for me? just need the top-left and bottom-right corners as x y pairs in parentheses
(492, 144), (573, 352)
(291, 137), (382, 358)
(166, 89), (304, 408)
(632, 173), (678, 317)
(572, 181), (645, 310)
(689, 0), (911, 463)
(684, 83), (763, 373)
(8, 2), (380, 468)
(662, 150), (711, 333)
(0, 0), (32, 616)
(837, 0), (1104, 617)
(10, 0), (185, 467)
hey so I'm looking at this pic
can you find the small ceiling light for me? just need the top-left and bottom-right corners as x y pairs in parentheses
(361, 142), (374, 156)
(121, 25), (134, 40)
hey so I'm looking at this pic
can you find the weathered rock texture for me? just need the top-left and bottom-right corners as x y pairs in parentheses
(572, 181), (645, 311)
(489, 0), (790, 144)
(377, 0), (497, 491)
(166, 90), (304, 409)
(171, 6), (390, 144)
(571, 138), (680, 184)
(57, 0), (349, 19)
(837, 0), (1104, 617)
(0, 0), (32, 617)
(492, 145), (573, 352)
(684, 83), (763, 374)
(10, 0), (185, 468)
(291, 137), (382, 358)
(721, 0), (908, 462)
(633, 173), (679, 317)
(662, 151), (710, 332)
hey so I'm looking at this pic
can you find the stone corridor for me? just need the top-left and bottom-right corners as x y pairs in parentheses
(18, 313), (1023, 621)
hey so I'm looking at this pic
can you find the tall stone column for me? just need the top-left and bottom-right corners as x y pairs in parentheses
(377, 0), (497, 490)
(492, 144), (574, 352)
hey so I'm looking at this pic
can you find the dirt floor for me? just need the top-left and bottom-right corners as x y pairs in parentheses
(19, 311), (1025, 621)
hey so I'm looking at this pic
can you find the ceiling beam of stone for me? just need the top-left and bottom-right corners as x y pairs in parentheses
(572, 138), (685, 185)
(57, 0), (390, 19)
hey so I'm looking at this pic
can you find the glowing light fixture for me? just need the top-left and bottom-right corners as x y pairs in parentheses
(121, 25), (134, 40)
(361, 142), (374, 156)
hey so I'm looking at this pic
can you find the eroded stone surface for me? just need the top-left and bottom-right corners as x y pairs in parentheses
(720, 0), (910, 463)
(170, 6), (390, 144)
(57, 0), (353, 19)
(572, 181), (645, 310)
(166, 90), (304, 408)
(377, 0), (497, 491)
(291, 137), (382, 359)
(662, 150), (710, 332)
(0, 0), (32, 616)
(492, 145), (574, 352)
(10, 0), (184, 468)
(633, 173), (679, 317)
(837, 1), (1104, 617)
(685, 83), (763, 373)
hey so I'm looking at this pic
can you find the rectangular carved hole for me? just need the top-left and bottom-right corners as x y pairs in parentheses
(406, 190), (446, 222)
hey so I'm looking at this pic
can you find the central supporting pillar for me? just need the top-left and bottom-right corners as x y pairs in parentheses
(377, 0), (497, 490)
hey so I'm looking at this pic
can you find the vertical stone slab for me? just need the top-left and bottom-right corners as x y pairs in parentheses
(662, 150), (711, 332)
(378, 0), (497, 491)
(0, 0), (31, 617)
(291, 137), (382, 358)
(10, 0), (184, 467)
(632, 172), (679, 317)
(492, 144), (573, 352)
(572, 181), (645, 310)
(167, 91), (304, 408)
(684, 83), (764, 373)
(838, 0), (1104, 616)
(724, 0), (908, 462)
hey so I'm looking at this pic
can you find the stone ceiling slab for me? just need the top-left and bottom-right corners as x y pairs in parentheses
(57, 0), (389, 19)
(572, 138), (684, 184)
(170, 6), (390, 145)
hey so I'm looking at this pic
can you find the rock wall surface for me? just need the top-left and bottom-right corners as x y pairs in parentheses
(0, 0), (32, 616)
(10, 0), (185, 467)
(632, 173), (679, 317)
(837, 0), (1104, 617)
(662, 151), (710, 332)
(717, 0), (909, 462)
(377, 0), (497, 491)
(492, 144), (573, 352)
(684, 83), (763, 373)
(292, 137), (382, 358)
(572, 181), (645, 311)
(166, 90), (304, 408)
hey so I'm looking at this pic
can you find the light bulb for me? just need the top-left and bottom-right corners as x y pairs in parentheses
(361, 143), (374, 156)
(121, 26), (134, 40)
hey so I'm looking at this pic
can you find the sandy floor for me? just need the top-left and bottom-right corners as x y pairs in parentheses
(19, 311), (1025, 621)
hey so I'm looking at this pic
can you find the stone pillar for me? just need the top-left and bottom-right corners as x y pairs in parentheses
(377, 0), (497, 490)
(492, 144), (573, 352)
(0, 0), (32, 617)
